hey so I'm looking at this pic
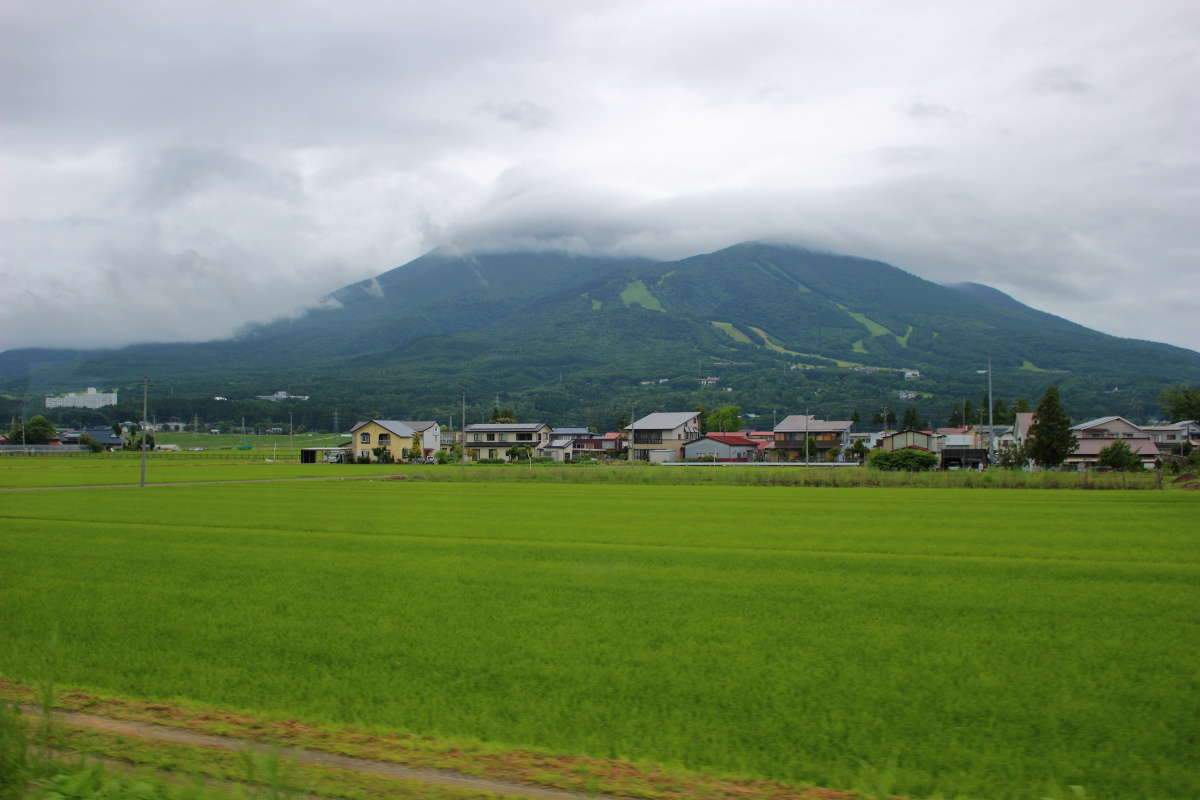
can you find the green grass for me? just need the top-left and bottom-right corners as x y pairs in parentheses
(152, 432), (349, 451)
(747, 326), (801, 355)
(710, 321), (753, 344)
(619, 280), (665, 312)
(1, 482), (1196, 800)
(0, 456), (1168, 490)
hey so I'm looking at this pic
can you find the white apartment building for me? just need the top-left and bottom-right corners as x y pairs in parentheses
(45, 387), (118, 409)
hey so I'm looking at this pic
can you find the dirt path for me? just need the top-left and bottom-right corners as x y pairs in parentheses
(21, 705), (615, 800)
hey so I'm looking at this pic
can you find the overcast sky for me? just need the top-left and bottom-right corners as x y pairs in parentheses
(2, 0), (1197, 351)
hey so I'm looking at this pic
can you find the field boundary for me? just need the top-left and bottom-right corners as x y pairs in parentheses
(1, 679), (852, 800)
(19, 705), (608, 800)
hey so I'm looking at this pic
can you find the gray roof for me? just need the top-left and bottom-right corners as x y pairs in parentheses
(350, 419), (416, 436)
(396, 421), (438, 432)
(464, 422), (549, 432)
(544, 438), (574, 448)
(552, 427), (592, 436)
(1070, 415), (1125, 430)
(627, 411), (700, 430)
(774, 414), (852, 433)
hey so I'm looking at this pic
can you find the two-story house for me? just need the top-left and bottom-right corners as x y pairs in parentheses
(626, 412), (701, 462)
(771, 415), (852, 462)
(349, 420), (419, 462)
(464, 422), (552, 462)
(1065, 416), (1159, 470)
(394, 421), (441, 455)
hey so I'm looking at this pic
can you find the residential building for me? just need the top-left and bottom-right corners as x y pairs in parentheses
(394, 421), (442, 454)
(464, 422), (552, 462)
(1140, 421), (1200, 448)
(683, 434), (759, 461)
(1071, 416), (1145, 439)
(1065, 438), (1160, 470)
(45, 387), (117, 409)
(626, 412), (701, 462)
(256, 390), (310, 401)
(876, 430), (940, 452)
(771, 415), (852, 462)
(349, 420), (420, 462)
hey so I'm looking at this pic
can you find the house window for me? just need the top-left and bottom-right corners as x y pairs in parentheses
(487, 433), (496, 441)
(472, 433), (482, 441)
(359, 432), (370, 444)
(516, 433), (533, 441)
(488, 449), (497, 459)
(359, 450), (369, 460)
(633, 431), (663, 444)
(378, 434), (390, 447)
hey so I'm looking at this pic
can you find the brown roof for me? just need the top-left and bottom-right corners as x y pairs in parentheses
(1069, 438), (1159, 457)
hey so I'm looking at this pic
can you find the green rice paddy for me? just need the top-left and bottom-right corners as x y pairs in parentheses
(0, 480), (1196, 799)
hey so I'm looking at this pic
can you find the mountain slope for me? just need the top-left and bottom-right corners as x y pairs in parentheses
(2, 243), (1196, 426)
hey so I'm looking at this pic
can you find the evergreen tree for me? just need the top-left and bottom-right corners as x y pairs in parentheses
(1027, 385), (1076, 468)
(850, 409), (861, 428)
(901, 407), (921, 430)
(1013, 398), (1031, 414)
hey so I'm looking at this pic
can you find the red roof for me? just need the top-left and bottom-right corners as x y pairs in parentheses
(704, 434), (759, 447)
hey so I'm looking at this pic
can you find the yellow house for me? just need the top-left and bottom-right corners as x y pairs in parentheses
(349, 420), (419, 462)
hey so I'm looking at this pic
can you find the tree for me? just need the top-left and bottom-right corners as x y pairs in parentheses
(505, 445), (531, 462)
(850, 409), (861, 428)
(693, 405), (710, 433)
(707, 405), (742, 433)
(1159, 386), (1200, 422)
(947, 399), (974, 428)
(1097, 440), (1144, 471)
(901, 407), (928, 430)
(995, 441), (1028, 470)
(409, 432), (423, 461)
(371, 446), (394, 463)
(1013, 398), (1031, 414)
(1026, 385), (1076, 468)
(848, 439), (869, 463)
(868, 447), (938, 471)
(111, 421), (124, 438)
(489, 407), (516, 423)
(79, 434), (104, 453)
(8, 415), (56, 444)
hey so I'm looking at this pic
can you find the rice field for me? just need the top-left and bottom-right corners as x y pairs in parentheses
(0, 481), (1196, 799)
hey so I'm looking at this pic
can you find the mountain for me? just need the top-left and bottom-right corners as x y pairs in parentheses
(3, 243), (1197, 429)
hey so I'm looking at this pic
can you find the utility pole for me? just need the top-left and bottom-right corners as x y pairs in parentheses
(139, 377), (148, 488)
(461, 393), (467, 465)
(289, 411), (293, 448)
(986, 356), (994, 463)
(804, 408), (810, 464)
(333, 408), (339, 435)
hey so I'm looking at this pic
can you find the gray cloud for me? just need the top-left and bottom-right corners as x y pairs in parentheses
(0, 0), (1197, 352)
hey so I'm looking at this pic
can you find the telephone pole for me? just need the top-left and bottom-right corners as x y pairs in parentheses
(986, 356), (994, 462)
(461, 393), (467, 465)
(139, 377), (148, 487)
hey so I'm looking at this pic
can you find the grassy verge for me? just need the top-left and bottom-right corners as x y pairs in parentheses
(1, 683), (854, 800)
(0, 455), (1168, 489)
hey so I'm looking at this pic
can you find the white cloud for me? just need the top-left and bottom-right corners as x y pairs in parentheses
(0, 0), (1197, 350)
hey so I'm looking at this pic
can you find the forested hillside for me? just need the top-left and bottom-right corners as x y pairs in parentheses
(3, 243), (1197, 430)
